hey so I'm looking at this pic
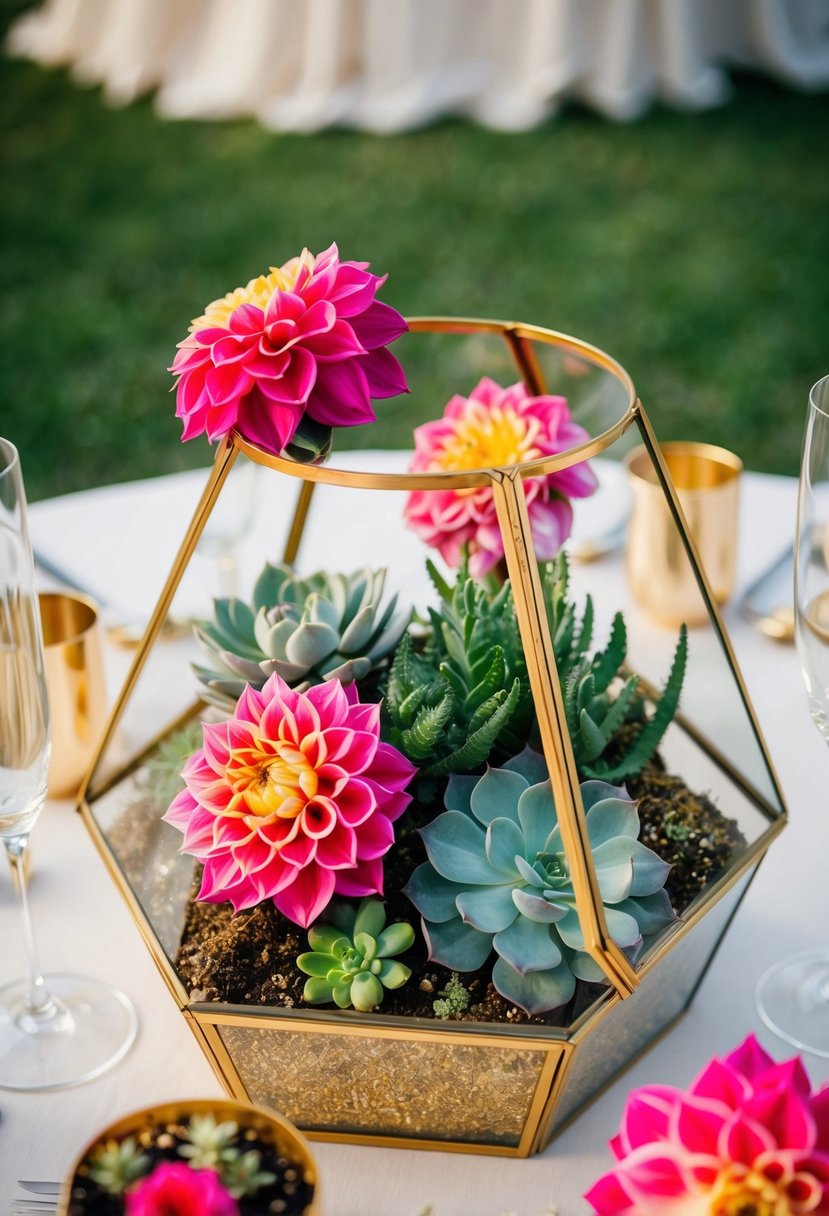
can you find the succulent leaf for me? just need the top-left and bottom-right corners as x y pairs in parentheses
(406, 755), (676, 1015)
(298, 898), (413, 1011)
(194, 562), (410, 711)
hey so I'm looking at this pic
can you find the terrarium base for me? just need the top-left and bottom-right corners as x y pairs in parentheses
(173, 758), (746, 1026)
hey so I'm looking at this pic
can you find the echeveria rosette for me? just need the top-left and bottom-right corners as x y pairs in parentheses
(170, 243), (408, 459)
(193, 562), (409, 713)
(403, 377), (598, 577)
(125, 1162), (239, 1216)
(404, 749), (674, 1015)
(163, 674), (417, 928)
(586, 1034), (829, 1215)
(298, 897), (415, 1011)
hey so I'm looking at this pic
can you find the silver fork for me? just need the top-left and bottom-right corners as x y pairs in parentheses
(14, 1182), (60, 1214)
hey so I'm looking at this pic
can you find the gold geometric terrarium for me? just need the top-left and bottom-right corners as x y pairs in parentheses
(79, 318), (786, 1156)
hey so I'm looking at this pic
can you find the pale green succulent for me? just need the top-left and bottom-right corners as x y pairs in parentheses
(220, 1151), (277, 1199)
(298, 898), (415, 1011)
(194, 563), (409, 712)
(87, 1137), (150, 1194)
(178, 1113), (239, 1168)
(405, 749), (675, 1016)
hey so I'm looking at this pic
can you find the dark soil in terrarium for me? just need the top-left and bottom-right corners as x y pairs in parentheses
(174, 755), (747, 1027)
(67, 1119), (314, 1215)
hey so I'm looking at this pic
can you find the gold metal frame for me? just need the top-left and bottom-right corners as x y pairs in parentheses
(78, 316), (786, 1156)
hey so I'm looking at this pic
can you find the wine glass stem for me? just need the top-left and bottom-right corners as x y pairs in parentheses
(6, 835), (56, 1019)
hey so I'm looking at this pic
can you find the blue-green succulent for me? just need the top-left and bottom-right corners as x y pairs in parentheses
(404, 749), (675, 1015)
(194, 563), (409, 712)
(297, 898), (415, 1012)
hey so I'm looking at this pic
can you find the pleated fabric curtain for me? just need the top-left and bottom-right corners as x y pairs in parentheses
(7, 0), (829, 131)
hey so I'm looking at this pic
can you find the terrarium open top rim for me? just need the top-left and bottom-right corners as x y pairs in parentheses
(233, 317), (639, 489)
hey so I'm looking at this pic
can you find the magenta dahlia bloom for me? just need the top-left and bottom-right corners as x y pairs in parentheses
(586, 1034), (829, 1215)
(126, 1162), (238, 1216)
(403, 376), (597, 577)
(169, 243), (408, 455)
(164, 675), (416, 927)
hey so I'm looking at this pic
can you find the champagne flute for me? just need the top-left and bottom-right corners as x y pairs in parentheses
(0, 436), (137, 1089)
(756, 375), (829, 1057)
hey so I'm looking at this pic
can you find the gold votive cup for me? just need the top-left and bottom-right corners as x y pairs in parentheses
(58, 1097), (322, 1215)
(625, 441), (742, 627)
(38, 591), (107, 799)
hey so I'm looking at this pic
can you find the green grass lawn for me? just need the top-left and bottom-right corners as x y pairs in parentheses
(2, 7), (828, 500)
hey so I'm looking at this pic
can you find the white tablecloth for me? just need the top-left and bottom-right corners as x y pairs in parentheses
(7, 0), (829, 131)
(1, 458), (827, 1216)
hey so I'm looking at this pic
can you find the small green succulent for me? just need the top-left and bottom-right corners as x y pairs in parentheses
(432, 972), (470, 1019)
(543, 553), (688, 783)
(298, 898), (415, 1011)
(178, 1113), (239, 1168)
(87, 1137), (150, 1194)
(193, 562), (409, 712)
(405, 749), (675, 1015)
(221, 1150), (278, 1199)
(177, 1115), (276, 1197)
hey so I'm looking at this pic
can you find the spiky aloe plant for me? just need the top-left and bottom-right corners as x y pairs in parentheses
(383, 559), (528, 781)
(542, 553), (687, 783)
(193, 562), (409, 712)
(385, 553), (685, 785)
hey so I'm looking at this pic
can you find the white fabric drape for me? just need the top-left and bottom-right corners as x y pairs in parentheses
(7, 0), (829, 131)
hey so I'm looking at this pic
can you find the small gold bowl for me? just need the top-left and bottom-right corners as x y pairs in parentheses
(59, 1098), (321, 1215)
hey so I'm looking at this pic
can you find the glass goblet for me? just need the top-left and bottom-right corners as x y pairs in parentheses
(756, 375), (829, 1057)
(0, 436), (137, 1089)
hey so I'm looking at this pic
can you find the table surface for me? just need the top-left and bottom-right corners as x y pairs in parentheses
(2, 455), (827, 1216)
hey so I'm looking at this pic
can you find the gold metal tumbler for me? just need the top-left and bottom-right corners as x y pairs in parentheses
(38, 591), (107, 799)
(625, 441), (742, 627)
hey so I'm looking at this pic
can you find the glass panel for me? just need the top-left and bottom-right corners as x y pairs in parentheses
(81, 323), (781, 1149)
(544, 868), (755, 1141)
(218, 1023), (550, 1147)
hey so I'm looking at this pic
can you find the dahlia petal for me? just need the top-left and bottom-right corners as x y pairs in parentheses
(725, 1034), (777, 1083)
(673, 1096), (728, 1156)
(236, 387), (303, 453)
(228, 302), (265, 335)
(278, 832), (317, 869)
(333, 778), (377, 826)
(721, 1113), (776, 1165)
(352, 811), (395, 861)
(211, 334), (254, 366)
(692, 1058), (751, 1108)
(361, 347), (410, 399)
(334, 855), (384, 898)
(163, 787), (198, 831)
(255, 347), (317, 405)
(619, 1089), (676, 1152)
(301, 317), (364, 361)
(583, 1171), (635, 1213)
(350, 300), (408, 349)
(273, 863), (336, 928)
(307, 360), (373, 427)
(263, 289), (306, 329)
(745, 1087), (816, 1152)
(314, 819), (358, 869)
(244, 350), (291, 379)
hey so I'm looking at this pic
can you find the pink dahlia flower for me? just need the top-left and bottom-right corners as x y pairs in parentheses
(126, 1162), (238, 1216)
(403, 376), (597, 577)
(169, 243), (408, 454)
(586, 1034), (829, 1215)
(164, 675), (416, 927)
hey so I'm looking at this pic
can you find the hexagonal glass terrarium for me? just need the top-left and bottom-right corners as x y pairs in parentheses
(79, 318), (785, 1156)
